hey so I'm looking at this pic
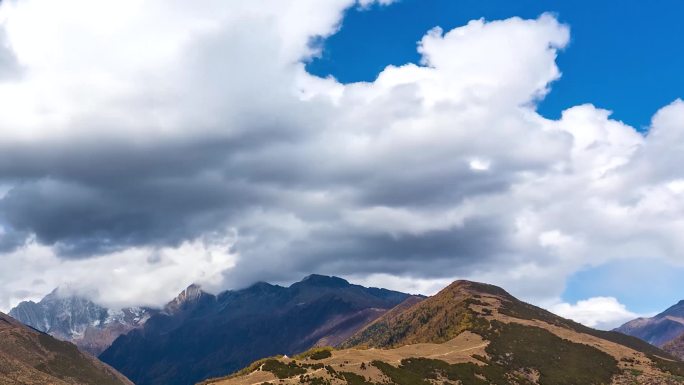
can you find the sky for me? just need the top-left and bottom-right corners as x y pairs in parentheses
(0, 0), (683, 330)
(307, 0), (684, 131)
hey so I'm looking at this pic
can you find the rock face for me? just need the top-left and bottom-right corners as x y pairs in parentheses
(9, 288), (154, 356)
(204, 280), (684, 385)
(615, 300), (684, 347)
(100, 275), (414, 385)
(0, 311), (133, 385)
(163, 283), (206, 315)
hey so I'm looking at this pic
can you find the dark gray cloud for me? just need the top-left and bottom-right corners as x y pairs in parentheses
(223, 216), (513, 287)
(0, 4), (572, 289)
(1, 2), (683, 316)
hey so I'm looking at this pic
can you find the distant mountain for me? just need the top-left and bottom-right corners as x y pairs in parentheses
(204, 280), (684, 385)
(0, 311), (133, 385)
(163, 283), (206, 315)
(9, 288), (155, 356)
(100, 275), (415, 385)
(615, 300), (684, 358)
(615, 300), (684, 346)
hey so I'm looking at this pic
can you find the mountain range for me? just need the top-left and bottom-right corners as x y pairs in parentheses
(202, 280), (684, 385)
(4, 276), (684, 385)
(9, 288), (155, 356)
(0, 311), (132, 385)
(615, 300), (684, 361)
(99, 275), (415, 385)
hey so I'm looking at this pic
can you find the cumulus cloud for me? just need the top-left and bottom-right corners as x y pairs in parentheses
(550, 297), (641, 330)
(0, 1), (682, 311)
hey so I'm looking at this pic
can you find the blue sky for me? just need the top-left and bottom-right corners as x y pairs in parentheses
(565, 260), (684, 315)
(308, 0), (684, 131)
(307, 0), (684, 316)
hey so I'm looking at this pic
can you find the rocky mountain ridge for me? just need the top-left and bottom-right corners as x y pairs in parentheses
(203, 280), (684, 385)
(164, 283), (207, 315)
(100, 275), (415, 385)
(615, 300), (684, 360)
(9, 288), (156, 356)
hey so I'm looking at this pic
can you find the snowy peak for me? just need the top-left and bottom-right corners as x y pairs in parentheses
(9, 289), (156, 356)
(10, 290), (108, 339)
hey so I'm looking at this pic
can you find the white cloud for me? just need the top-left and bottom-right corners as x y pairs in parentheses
(357, 0), (397, 8)
(0, 230), (237, 311)
(349, 273), (453, 296)
(0, 1), (682, 313)
(549, 297), (641, 330)
(469, 158), (491, 171)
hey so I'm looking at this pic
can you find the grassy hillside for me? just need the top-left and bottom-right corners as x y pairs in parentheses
(201, 280), (684, 385)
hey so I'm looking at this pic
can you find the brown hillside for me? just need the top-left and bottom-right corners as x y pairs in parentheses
(664, 333), (684, 361)
(202, 280), (684, 385)
(341, 281), (512, 348)
(0, 312), (132, 385)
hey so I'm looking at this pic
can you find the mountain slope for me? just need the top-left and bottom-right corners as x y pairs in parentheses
(664, 333), (684, 360)
(204, 280), (684, 385)
(615, 300), (684, 348)
(9, 288), (155, 356)
(0, 311), (132, 385)
(100, 275), (414, 385)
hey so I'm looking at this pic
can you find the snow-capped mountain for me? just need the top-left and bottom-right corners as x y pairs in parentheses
(9, 288), (156, 356)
